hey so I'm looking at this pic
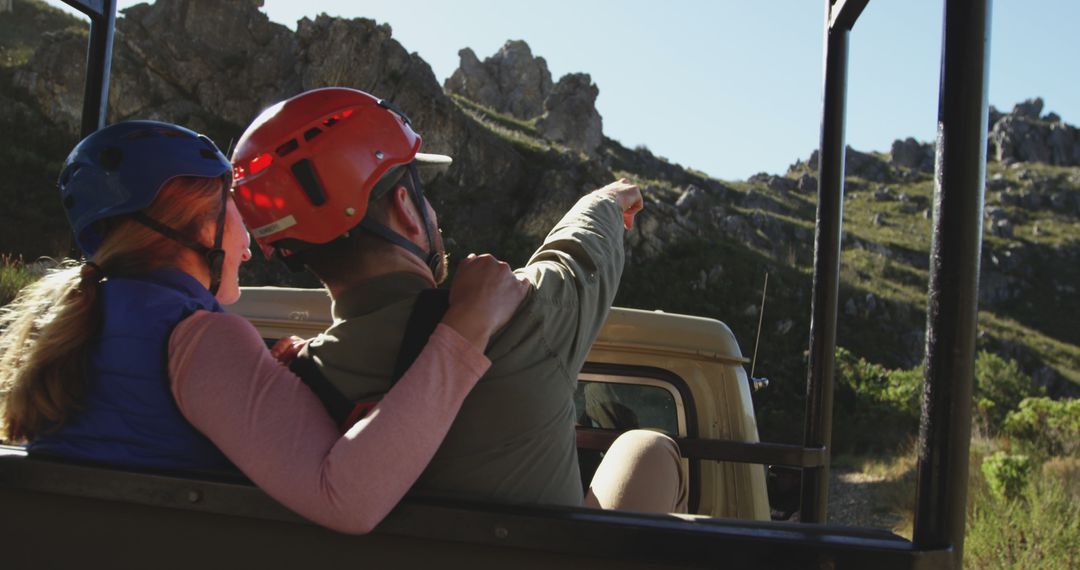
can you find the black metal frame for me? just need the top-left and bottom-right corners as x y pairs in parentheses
(64, 0), (116, 138)
(800, 0), (867, 524)
(24, 0), (991, 567)
(0, 446), (951, 569)
(912, 1), (991, 563)
(798, 0), (989, 562)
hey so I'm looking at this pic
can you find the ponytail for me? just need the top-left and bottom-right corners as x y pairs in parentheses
(0, 262), (102, 441)
(0, 176), (223, 442)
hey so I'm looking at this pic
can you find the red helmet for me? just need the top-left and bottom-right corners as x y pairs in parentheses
(232, 88), (449, 259)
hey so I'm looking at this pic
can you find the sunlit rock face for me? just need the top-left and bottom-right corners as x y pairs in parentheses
(444, 40), (553, 120)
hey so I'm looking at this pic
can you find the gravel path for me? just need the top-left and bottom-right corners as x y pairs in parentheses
(826, 468), (907, 531)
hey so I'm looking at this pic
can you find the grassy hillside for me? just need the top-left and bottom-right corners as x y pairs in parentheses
(451, 95), (1080, 448)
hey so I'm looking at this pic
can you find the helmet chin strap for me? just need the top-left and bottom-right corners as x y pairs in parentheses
(357, 163), (441, 278)
(131, 180), (230, 296)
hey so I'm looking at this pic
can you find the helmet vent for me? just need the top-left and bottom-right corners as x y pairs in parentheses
(290, 159), (327, 206)
(276, 139), (299, 157)
(199, 149), (219, 160)
(303, 127), (322, 142)
(59, 164), (78, 187)
(99, 147), (123, 171)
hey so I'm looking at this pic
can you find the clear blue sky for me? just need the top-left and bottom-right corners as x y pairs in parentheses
(50, 0), (1080, 180)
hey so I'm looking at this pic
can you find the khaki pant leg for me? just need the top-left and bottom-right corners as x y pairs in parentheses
(583, 430), (688, 514)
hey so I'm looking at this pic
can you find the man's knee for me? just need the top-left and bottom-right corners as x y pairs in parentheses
(587, 429), (688, 513)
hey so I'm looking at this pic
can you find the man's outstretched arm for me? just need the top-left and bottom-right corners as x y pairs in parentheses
(517, 179), (644, 377)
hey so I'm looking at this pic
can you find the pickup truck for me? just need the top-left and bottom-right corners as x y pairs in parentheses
(2, 299), (808, 569)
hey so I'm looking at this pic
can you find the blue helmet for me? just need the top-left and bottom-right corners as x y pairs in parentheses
(58, 120), (232, 255)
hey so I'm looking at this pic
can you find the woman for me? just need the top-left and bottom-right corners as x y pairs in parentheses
(0, 120), (528, 533)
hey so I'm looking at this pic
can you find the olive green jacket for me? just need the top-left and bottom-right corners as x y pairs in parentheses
(305, 191), (625, 506)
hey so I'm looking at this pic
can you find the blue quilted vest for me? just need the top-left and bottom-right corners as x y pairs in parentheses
(30, 267), (234, 472)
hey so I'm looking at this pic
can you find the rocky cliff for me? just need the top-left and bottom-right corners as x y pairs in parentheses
(445, 40), (604, 156)
(2, 0), (1078, 438)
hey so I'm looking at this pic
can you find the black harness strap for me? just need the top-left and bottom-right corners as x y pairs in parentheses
(289, 288), (451, 431)
(392, 288), (451, 379)
(288, 356), (354, 425)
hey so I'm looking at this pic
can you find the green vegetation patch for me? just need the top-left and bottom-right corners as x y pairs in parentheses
(0, 255), (37, 306)
(0, 0), (84, 69)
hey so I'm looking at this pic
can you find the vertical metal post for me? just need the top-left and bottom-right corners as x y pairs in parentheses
(913, 0), (991, 565)
(79, 0), (116, 138)
(800, 0), (850, 525)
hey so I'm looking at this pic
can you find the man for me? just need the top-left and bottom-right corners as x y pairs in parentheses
(233, 88), (682, 509)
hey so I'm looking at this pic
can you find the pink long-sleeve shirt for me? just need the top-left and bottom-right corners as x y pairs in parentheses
(168, 311), (490, 534)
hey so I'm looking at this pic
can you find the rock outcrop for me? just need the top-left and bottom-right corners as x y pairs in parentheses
(807, 146), (892, 182)
(889, 137), (934, 172)
(445, 40), (605, 156)
(990, 98), (1080, 166)
(443, 40), (552, 120)
(536, 72), (603, 156)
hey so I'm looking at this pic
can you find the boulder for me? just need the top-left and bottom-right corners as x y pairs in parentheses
(999, 190), (1023, 207)
(986, 173), (1009, 191)
(676, 185), (708, 213)
(873, 186), (895, 201)
(990, 218), (1014, 238)
(741, 189), (783, 214)
(444, 40), (553, 119)
(1012, 98), (1044, 119)
(537, 73), (603, 156)
(889, 137), (935, 172)
(797, 173), (818, 194)
(765, 175), (798, 194)
(808, 146), (892, 182)
(719, 214), (760, 248)
(984, 205), (1008, 222)
(989, 97), (1080, 166)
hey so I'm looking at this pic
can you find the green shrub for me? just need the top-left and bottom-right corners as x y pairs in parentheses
(974, 351), (1042, 435)
(981, 451), (1033, 501)
(831, 348), (922, 453)
(881, 366), (923, 416)
(1004, 397), (1080, 457)
(966, 455), (1080, 569)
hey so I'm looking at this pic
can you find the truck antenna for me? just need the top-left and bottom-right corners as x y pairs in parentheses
(749, 272), (769, 381)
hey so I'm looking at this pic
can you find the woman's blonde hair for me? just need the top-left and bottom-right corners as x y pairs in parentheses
(0, 176), (225, 442)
